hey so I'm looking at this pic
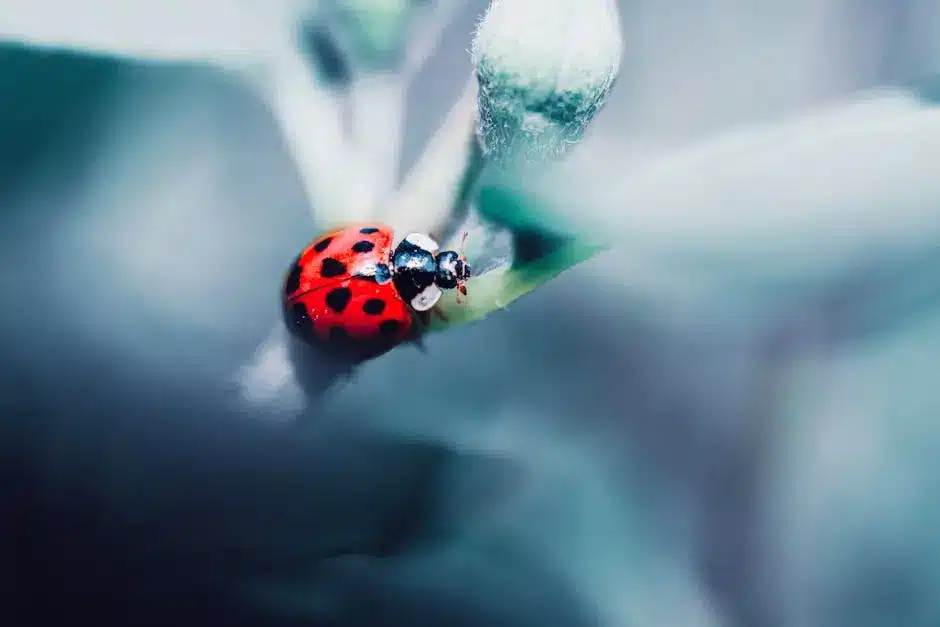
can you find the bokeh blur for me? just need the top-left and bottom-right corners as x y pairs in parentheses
(4, 1), (940, 626)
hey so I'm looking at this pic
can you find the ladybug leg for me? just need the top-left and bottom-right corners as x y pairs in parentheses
(432, 304), (449, 322)
(408, 311), (429, 353)
(457, 231), (470, 266)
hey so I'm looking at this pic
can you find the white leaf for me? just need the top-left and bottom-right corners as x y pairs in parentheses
(0, 0), (310, 65)
(540, 88), (940, 290)
(384, 78), (482, 241)
(254, 49), (382, 224)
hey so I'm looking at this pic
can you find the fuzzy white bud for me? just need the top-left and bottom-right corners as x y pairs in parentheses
(471, 0), (623, 165)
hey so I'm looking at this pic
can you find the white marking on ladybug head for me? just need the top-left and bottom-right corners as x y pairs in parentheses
(404, 232), (439, 253)
(438, 254), (458, 275)
(410, 284), (443, 311)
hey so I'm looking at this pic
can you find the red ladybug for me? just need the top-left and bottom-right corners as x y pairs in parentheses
(282, 224), (471, 363)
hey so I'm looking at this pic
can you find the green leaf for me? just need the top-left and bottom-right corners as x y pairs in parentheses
(428, 182), (603, 332)
(473, 180), (578, 242)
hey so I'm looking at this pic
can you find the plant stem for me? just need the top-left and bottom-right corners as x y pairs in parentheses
(384, 77), (483, 242)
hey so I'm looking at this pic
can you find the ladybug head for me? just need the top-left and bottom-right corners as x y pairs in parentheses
(434, 250), (471, 288)
(436, 229), (472, 290)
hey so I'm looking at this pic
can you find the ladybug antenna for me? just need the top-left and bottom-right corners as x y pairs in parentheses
(455, 231), (471, 304)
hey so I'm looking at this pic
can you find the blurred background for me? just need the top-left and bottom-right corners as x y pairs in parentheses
(4, 1), (940, 626)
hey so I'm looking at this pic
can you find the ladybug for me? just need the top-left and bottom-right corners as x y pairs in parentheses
(282, 224), (472, 363)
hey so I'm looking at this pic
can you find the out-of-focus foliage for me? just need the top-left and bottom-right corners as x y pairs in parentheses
(0, 45), (121, 199)
(5, 2), (940, 627)
(484, 87), (940, 304)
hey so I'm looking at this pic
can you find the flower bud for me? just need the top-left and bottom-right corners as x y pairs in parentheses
(471, 0), (623, 165)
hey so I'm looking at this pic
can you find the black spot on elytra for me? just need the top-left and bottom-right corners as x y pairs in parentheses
(313, 237), (333, 252)
(352, 240), (375, 253)
(360, 227), (379, 234)
(363, 298), (385, 315)
(325, 287), (352, 312)
(285, 303), (314, 340)
(320, 257), (347, 278)
(379, 319), (400, 336)
(284, 256), (302, 295)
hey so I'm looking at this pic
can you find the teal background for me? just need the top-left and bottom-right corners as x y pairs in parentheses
(4, 2), (940, 626)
